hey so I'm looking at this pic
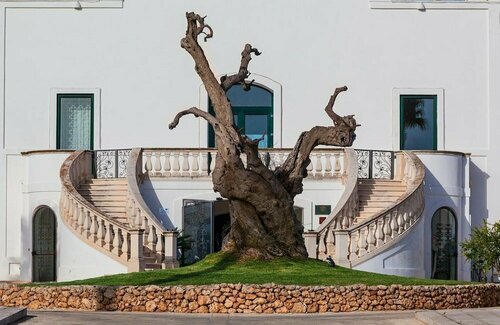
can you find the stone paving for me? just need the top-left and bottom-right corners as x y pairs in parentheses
(416, 307), (500, 324)
(19, 310), (421, 324)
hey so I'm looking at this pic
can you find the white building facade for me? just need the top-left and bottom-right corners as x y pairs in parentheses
(0, 0), (495, 282)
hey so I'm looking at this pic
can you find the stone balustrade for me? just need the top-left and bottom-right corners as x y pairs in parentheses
(336, 151), (426, 267)
(142, 148), (345, 178)
(126, 148), (178, 268)
(312, 148), (359, 260)
(60, 151), (145, 272)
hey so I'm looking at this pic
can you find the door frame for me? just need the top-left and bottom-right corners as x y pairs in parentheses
(392, 88), (444, 151)
(56, 93), (95, 150)
(32, 206), (57, 282)
(49, 88), (102, 150)
(399, 94), (438, 150)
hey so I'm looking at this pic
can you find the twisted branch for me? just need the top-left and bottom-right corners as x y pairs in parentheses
(221, 44), (262, 91)
(169, 107), (218, 130)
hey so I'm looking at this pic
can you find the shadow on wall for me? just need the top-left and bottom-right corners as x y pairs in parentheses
(469, 160), (489, 229)
(139, 179), (175, 230)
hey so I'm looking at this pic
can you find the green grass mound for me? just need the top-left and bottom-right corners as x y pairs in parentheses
(52, 252), (467, 287)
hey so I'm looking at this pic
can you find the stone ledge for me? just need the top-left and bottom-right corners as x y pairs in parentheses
(1, 284), (499, 314)
(0, 307), (27, 325)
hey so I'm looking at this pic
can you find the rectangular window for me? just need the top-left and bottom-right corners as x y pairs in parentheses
(57, 94), (94, 150)
(400, 95), (437, 150)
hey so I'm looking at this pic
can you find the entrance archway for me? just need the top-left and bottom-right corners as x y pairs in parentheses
(431, 207), (457, 280)
(32, 207), (57, 282)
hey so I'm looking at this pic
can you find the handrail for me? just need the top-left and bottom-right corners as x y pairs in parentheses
(337, 151), (425, 267)
(126, 148), (178, 268)
(315, 148), (358, 259)
(59, 151), (144, 272)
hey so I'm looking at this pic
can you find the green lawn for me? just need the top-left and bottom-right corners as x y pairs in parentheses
(46, 253), (469, 287)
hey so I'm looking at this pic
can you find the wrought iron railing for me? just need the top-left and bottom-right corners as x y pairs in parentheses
(93, 149), (131, 179)
(355, 149), (394, 179)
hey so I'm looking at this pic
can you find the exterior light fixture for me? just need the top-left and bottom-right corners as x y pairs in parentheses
(418, 3), (426, 11)
(74, 1), (82, 10)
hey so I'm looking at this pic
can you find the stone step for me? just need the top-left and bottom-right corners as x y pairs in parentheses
(90, 201), (127, 207)
(95, 206), (127, 213)
(85, 179), (128, 185)
(81, 195), (128, 202)
(79, 185), (128, 191)
(359, 201), (394, 208)
(0, 307), (27, 325)
(79, 190), (128, 196)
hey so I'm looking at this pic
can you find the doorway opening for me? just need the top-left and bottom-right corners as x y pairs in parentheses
(32, 207), (57, 282)
(431, 207), (457, 280)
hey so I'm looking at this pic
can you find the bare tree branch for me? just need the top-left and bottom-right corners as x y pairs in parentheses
(220, 44), (261, 91)
(325, 86), (348, 126)
(169, 107), (218, 130)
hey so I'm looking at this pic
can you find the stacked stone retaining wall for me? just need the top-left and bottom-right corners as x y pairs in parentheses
(1, 283), (499, 313)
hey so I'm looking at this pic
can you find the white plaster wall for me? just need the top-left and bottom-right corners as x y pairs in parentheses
(7, 152), (127, 282)
(140, 177), (345, 232)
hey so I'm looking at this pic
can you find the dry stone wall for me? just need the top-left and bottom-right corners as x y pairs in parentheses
(1, 283), (499, 313)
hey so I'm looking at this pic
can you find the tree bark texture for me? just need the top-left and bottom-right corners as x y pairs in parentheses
(169, 12), (359, 259)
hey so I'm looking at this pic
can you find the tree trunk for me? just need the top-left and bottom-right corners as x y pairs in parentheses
(169, 12), (359, 259)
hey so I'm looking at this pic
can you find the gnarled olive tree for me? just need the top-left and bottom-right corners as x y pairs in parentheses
(169, 12), (358, 259)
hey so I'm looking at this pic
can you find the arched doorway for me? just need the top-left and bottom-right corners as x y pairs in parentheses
(431, 208), (457, 280)
(32, 207), (57, 282)
(209, 84), (274, 148)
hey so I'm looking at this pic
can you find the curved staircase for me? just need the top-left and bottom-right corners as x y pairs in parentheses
(59, 150), (178, 273)
(313, 150), (425, 268)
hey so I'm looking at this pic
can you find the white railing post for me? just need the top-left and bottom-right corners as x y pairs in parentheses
(163, 231), (179, 269)
(303, 231), (318, 258)
(334, 230), (351, 267)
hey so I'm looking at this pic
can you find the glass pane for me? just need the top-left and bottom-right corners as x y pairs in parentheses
(227, 85), (272, 107)
(59, 96), (92, 150)
(33, 208), (56, 282)
(182, 200), (212, 265)
(431, 208), (457, 280)
(401, 97), (436, 150)
(245, 115), (268, 148)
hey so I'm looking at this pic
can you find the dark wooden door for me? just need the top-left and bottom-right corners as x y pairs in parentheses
(33, 208), (56, 282)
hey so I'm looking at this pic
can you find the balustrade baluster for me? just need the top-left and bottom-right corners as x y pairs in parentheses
(376, 219), (385, 244)
(403, 208), (410, 231)
(112, 228), (123, 256)
(163, 152), (171, 176)
(334, 153), (342, 177)
(318, 233), (326, 257)
(135, 208), (142, 228)
(148, 225), (157, 255)
(181, 152), (190, 176)
(390, 211), (398, 239)
(192, 152), (200, 176)
(367, 224), (376, 252)
(83, 211), (91, 238)
(324, 153), (332, 176)
(122, 231), (130, 261)
(172, 153), (180, 176)
(342, 212), (349, 229)
(145, 152), (153, 176)
(397, 210), (404, 234)
(314, 153), (323, 176)
(104, 222), (113, 251)
(241, 153), (248, 168)
(156, 230), (165, 263)
(326, 227), (335, 255)
(209, 152), (216, 174)
(357, 228), (367, 257)
(200, 152), (209, 176)
(154, 152), (163, 176)
(96, 220), (105, 246)
(383, 214), (392, 241)
(77, 206), (85, 234)
(89, 214), (98, 242)
(348, 232), (357, 259)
